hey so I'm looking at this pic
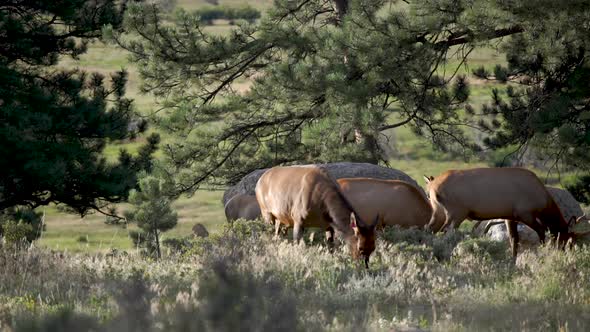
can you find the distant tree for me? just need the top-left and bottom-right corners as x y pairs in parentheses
(125, 175), (178, 259)
(195, 5), (261, 25)
(112, 0), (590, 196)
(0, 0), (160, 215)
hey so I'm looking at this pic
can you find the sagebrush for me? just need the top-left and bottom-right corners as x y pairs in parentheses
(1, 222), (590, 331)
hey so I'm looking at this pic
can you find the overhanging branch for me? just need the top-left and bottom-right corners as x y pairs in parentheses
(435, 25), (525, 48)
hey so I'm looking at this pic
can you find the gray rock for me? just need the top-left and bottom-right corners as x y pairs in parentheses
(546, 186), (584, 224)
(222, 162), (424, 205)
(476, 219), (541, 246)
(192, 223), (209, 238)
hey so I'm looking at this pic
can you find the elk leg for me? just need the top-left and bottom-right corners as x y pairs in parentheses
(426, 205), (446, 232)
(528, 220), (546, 244)
(442, 210), (467, 232)
(325, 226), (334, 244)
(293, 222), (304, 243)
(506, 220), (519, 259)
(274, 219), (282, 239)
(325, 226), (335, 252)
(517, 211), (546, 245)
(261, 211), (273, 225)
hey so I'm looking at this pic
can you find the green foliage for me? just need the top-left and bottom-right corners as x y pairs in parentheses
(223, 218), (273, 240)
(0, 207), (43, 243)
(111, 0), (493, 193)
(380, 225), (468, 261)
(476, 1), (590, 169)
(105, 0), (590, 193)
(563, 174), (590, 204)
(1, 221), (33, 246)
(125, 175), (178, 259)
(451, 237), (510, 263)
(0, 0), (160, 214)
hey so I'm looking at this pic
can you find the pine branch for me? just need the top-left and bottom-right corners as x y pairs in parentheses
(435, 25), (525, 48)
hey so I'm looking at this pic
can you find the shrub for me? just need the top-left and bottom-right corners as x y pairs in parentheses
(0, 207), (44, 243)
(380, 225), (467, 261)
(2, 221), (33, 245)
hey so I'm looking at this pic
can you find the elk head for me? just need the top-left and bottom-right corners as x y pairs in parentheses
(349, 212), (379, 268)
(555, 214), (590, 249)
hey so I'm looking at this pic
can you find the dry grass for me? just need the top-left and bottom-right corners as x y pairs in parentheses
(2, 223), (590, 331)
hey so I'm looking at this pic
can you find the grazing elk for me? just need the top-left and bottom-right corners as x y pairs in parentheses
(424, 167), (586, 257)
(255, 166), (378, 267)
(337, 178), (445, 231)
(224, 193), (261, 222)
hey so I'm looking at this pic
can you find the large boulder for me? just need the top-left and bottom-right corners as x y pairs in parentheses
(222, 162), (424, 206)
(546, 186), (584, 224)
(476, 219), (541, 247)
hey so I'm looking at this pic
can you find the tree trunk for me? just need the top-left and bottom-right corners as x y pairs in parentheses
(154, 229), (161, 260)
(333, 0), (380, 163)
(152, 215), (161, 260)
(332, 0), (349, 23)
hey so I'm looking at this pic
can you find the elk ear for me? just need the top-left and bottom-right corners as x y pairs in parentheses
(575, 214), (588, 224)
(568, 216), (576, 228)
(423, 175), (432, 184)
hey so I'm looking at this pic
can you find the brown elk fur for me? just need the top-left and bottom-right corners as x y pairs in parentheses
(424, 167), (577, 257)
(337, 178), (445, 231)
(255, 166), (377, 266)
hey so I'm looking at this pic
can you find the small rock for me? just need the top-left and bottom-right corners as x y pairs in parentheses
(192, 223), (209, 238)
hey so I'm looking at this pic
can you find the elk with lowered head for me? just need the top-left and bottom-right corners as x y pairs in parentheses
(255, 165), (377, 267)
(424, 167), (587, 257)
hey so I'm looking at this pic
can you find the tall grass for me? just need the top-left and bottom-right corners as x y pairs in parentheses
(2, 222), (590, 331)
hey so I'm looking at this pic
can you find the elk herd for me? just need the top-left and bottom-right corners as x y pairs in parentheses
(225, 165), (589, 267)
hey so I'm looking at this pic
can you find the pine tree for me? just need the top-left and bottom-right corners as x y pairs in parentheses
(125, 175), (178, 259)
(0, 0), (160, 214)
(111, 0), (590, 195)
